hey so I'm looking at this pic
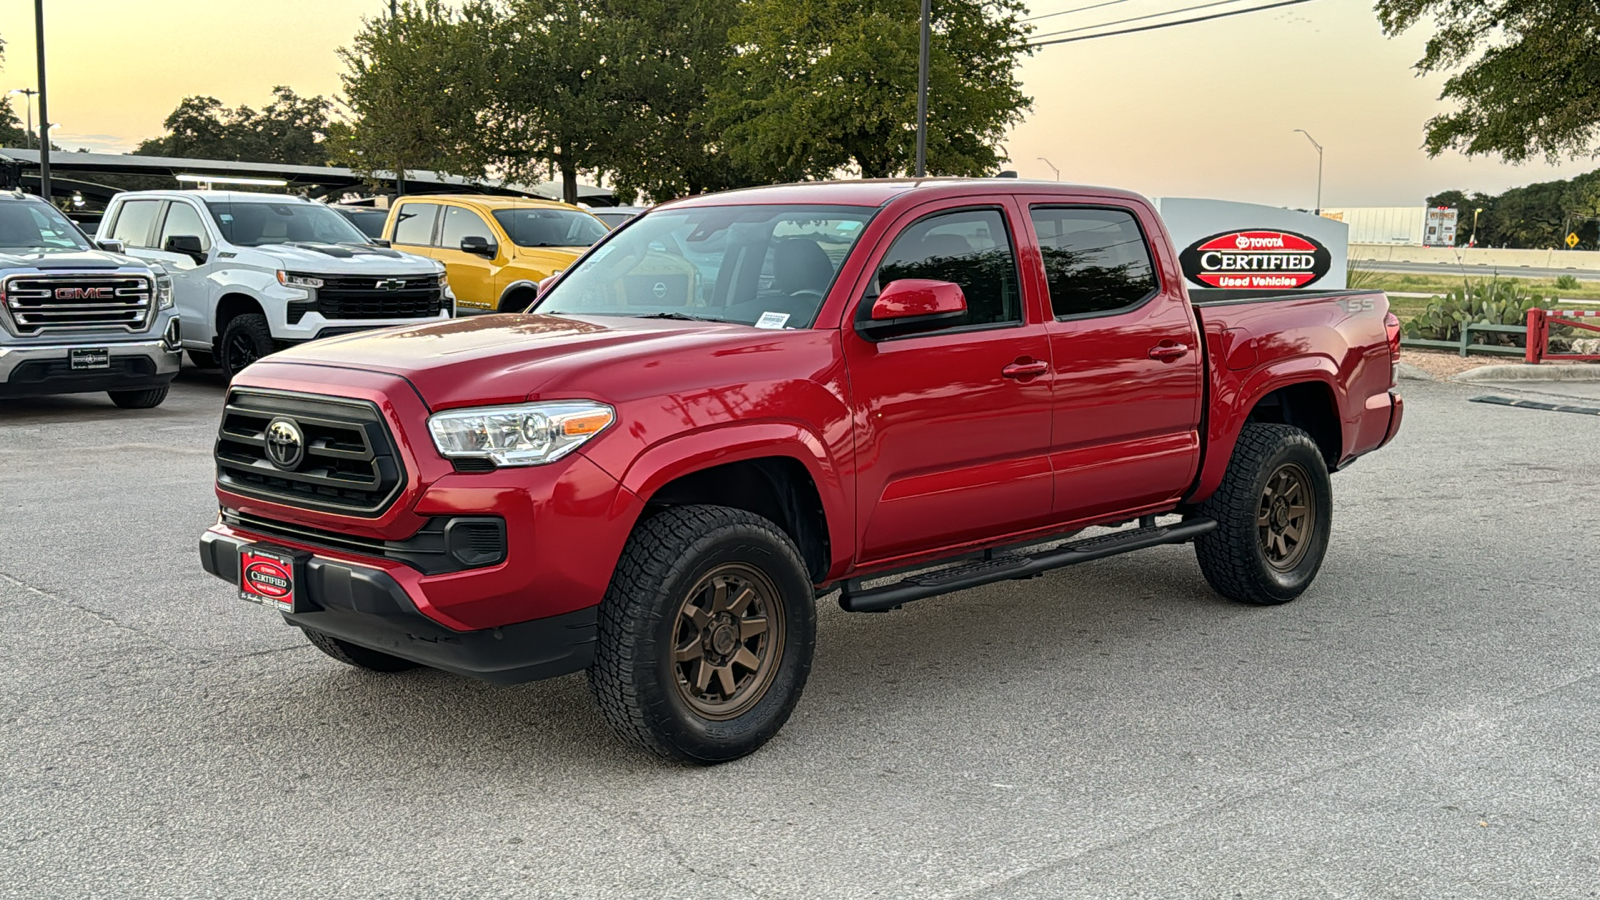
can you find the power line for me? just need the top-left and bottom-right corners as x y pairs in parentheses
(1029, 0), (1317, 47)
(1022, 0), (1141, 23)
(1030, 0), (1253, 40)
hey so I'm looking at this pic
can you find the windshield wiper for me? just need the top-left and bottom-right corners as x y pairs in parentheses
(634, 311), (718, 322)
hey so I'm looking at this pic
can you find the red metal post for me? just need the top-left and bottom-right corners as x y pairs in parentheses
(1525, 308), (1547, 364)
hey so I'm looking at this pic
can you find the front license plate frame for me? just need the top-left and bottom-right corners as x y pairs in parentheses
(238, 544), (309, 613)
(70, 347), (111, 370)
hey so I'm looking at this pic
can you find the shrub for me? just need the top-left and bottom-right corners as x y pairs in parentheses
(1554, 274), (1581, 291)
(1401, 279), (1554, 342)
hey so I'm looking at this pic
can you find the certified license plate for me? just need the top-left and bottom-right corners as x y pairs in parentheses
(70, 347), (111, 370)
(239, 545), (299, 613)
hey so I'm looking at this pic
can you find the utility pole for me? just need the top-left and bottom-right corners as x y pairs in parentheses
(1294, 129), (1322, 215)
(34, 0), (51, 203)
(8, 89), (38, 149)
(914, 0), (930, 178)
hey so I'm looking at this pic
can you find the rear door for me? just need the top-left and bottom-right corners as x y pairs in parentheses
(435, 204), (504, 312)
(843, 201), (1057, 564)
(1021, 201), (1203, 519)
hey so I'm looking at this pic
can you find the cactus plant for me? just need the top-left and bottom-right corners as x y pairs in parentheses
(1400, 279), (1555, 342)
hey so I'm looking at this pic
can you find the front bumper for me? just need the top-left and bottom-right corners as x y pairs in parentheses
(199, 527), (596, 684)
(0, 325), (181, 398)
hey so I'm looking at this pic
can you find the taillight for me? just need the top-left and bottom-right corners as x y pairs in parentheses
(1383, 311), (1402, 386)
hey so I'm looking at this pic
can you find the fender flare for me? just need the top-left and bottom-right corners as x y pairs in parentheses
(618, 422), (853, 578)
(497, 280), (540, 310)
(1194, 357), (1345, 502)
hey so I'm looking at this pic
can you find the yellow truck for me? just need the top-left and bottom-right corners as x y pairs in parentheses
(383, 195), (609, 313)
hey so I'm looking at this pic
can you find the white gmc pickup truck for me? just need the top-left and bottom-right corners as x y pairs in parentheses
(98, 191), (453, 378)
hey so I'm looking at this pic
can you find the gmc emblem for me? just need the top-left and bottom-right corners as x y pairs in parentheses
(55, 286), (113, 300)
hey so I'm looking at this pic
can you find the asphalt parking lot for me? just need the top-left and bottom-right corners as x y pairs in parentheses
(3, 369), (1598, 899)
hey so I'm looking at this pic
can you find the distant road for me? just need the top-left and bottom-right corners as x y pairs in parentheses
(1360, 259), (1600, 280)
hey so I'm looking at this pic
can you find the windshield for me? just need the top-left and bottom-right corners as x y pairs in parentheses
(0, 200), (93, 251)
(492, 208), (609, 248)
(203, 199), (369, 247)
(536, 204), (875, 328)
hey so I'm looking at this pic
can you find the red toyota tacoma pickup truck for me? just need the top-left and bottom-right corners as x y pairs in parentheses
(200, 180), (1403, 763)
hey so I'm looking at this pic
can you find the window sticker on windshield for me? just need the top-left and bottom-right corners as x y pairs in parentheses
(755, 311), (791, 330)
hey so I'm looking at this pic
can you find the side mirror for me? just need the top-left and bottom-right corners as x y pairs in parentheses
(96, 238), (126, 254)
(857, 279), (968, 340)
(461, 235), (498, 258)
(163, 234), (208, 265)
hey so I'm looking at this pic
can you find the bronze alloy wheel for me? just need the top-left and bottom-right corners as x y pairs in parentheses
(1258, 462), (1316, 572)
(671, 563), (786, 721)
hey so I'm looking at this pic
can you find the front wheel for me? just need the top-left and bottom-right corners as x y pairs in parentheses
(1194, 423), (1333, 605)
(218, 313), (274, 379)
(108, 386), (169, 409)
(588, 505), (816, 764)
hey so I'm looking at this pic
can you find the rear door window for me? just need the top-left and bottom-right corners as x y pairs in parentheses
(391, 203), (440, 246)
(109, 199), (163, 249)
(1029, 207), (1158, 318)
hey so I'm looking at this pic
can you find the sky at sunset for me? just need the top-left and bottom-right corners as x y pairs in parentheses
(1, 0), (1595, 207)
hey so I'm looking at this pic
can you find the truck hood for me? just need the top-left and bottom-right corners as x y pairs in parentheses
(239, 242), (438, 275)
(0, 247), (146, 270)
(267, 313), (781, 409)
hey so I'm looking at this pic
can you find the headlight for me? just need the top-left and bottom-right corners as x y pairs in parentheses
(427, 401), (615, 467)
(154, 274), (174, 310)
(277, 271), (324, 289)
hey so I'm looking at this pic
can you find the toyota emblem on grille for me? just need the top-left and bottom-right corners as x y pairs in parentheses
(264, 418), (306, 471)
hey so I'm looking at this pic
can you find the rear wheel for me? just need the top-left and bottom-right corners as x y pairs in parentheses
(1194, 423), (1333, 605)
(302, 629), (420, 673)
(218, 313), (274, 379)
(588, 505), (816, 764)
(108, 386), (169, 409)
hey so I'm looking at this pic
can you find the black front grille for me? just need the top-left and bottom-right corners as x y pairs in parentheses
(9, 356), (156, 383)
(3, 273), (153, 334)
(215, 389), (405, 517)
(222, 510), (506, 575)
(291, 274), (445, 322)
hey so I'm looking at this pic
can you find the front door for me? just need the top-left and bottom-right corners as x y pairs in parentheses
(434, 205), (503, 311)
(843, 203), (1056, 565)
(146, 200), (218, 345)
(1021, 201), (1204, 519)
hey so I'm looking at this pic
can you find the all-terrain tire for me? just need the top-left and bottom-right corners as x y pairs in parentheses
(218, 313), (275, 379)
(1194, 423), (1333, 605)
(302, 628), (421, 673)
(108, 386), (169, 409)
(587, 505), (817, 764)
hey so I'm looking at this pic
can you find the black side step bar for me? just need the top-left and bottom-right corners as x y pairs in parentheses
(837, 517), (1217, 613)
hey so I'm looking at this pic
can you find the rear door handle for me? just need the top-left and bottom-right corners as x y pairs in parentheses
(1148, 343), (1189, 362)
(1002, 359), (1050, 379)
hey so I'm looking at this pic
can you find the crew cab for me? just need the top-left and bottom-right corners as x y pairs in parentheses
(98, 191), (453, 378)
(1, 190), (181, 408)
(199, 180), (1404, 763)
(382, 195), (609, 314)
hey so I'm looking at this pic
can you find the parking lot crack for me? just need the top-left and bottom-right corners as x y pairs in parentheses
(0, 569), (180, 652)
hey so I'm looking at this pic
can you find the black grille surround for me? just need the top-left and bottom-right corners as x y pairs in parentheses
(222, 510), (506, 575)
(2, 272), (154, 335)
(215, 389), (405, 517)
(286, 273), (446, 324)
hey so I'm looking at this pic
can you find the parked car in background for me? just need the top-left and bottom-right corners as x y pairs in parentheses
(199, 178), (1404, 763)
(0, 190), (181, 408)
(330, 205), (390, 241)
(382, 195), (609, 313)
(98, 191), (453, 379)
(591, 205), (648, 229)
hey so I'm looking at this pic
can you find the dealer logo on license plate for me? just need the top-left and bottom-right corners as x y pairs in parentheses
(239, 546), (297, 613)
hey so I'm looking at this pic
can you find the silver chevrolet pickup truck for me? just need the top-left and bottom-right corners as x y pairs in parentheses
(0, 191), (181, 408)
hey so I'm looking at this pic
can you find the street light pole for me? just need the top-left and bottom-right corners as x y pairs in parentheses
(1294, 129), (1322, 214)
(34, 0), (51, 203)
(914, 0), (931, 178)
(1471, 207), (1484, 247)
(1037, 157), (1059, 181)
(8, 89), (38, 149)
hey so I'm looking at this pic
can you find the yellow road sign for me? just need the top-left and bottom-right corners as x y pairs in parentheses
(1568, 232), (1581, 248)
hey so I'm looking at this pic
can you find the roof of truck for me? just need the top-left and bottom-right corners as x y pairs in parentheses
(661, 178), (1150, 210)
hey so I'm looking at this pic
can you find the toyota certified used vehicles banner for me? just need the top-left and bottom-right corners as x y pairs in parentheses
(1153, 197), (1349, 292)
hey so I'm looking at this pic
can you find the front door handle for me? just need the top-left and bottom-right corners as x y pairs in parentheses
(1148, 342), (1189, 362)
(1002, 359), (1050, 379)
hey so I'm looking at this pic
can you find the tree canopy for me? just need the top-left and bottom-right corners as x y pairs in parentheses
(1376, 0), (1600, 162)
(1428, 169), (1600, 248)
(137, 87), (334, 165)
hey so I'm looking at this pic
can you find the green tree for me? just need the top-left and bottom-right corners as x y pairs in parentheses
(1376, 0), (1600, 162)
(1, 35), (28, 148)
(137, 87), (333, 165)
(712, 0), (1033, 179)
(331, 1), (496, 189)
